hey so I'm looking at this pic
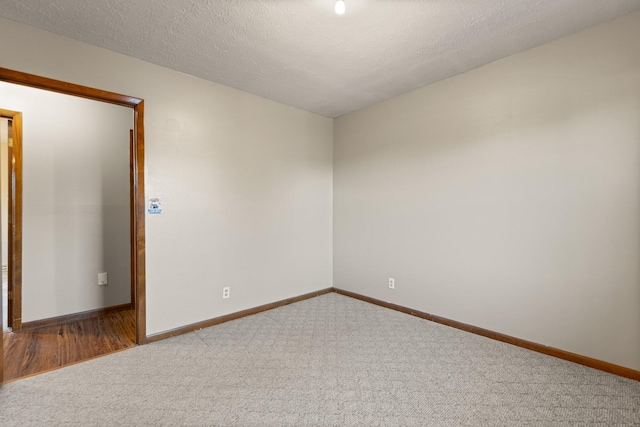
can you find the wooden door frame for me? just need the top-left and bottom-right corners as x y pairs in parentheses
(0, 68), (147, 379)
(0, 109), (22, 333)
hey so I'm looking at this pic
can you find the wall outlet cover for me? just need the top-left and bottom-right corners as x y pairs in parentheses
(98, 272), (108, 286)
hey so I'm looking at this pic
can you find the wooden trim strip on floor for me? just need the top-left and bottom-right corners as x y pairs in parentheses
(20, 303), (134, 332)
(333, 288), (640, 382)
(2, 344), (134, 385)
(146, 288), (334, 343)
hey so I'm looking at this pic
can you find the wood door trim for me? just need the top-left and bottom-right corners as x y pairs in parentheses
(133, 105), (147, 344)
(0, 110), (23, 335)
(0, 67), (146, 350)
(0, 68), (141, 107)
(129, 130), (136, 311)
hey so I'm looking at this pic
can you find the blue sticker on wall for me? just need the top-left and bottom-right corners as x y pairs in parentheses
(148, 197), (162, 215)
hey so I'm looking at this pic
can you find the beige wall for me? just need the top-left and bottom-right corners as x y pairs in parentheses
(0, 82), (132, 321)
(2, 10), (638, 371)
(0, 18), (333, 334)
(334, 11), (640, 370)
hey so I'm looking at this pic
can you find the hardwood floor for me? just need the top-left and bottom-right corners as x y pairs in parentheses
(3, 309), (136, 382)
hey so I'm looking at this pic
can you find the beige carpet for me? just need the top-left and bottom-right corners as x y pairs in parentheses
(1, 293), (639, 426)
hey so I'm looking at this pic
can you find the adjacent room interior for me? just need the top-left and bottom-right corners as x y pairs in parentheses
(0, 0), (639, 424)
(0, 82), (138, 381)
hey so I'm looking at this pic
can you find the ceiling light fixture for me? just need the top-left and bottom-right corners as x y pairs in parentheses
(335, 0), (346, 15)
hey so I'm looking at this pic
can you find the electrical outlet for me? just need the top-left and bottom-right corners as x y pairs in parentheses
(222, 287), (230, 299)
(98, 272), (108, 286)
(388, 278), (395, 289)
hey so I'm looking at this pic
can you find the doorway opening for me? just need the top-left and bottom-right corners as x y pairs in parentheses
(0, 67), (146, 384)
(1, 110), (21, 334)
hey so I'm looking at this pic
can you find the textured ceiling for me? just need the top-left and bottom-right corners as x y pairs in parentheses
(1, 0), (639, 118)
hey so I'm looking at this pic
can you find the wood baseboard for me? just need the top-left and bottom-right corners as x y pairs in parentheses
(333, 288), (640, 382)
(146, 288), (334, 343)
(143, 286), (639, 382)
(20, 303), (133, 332)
